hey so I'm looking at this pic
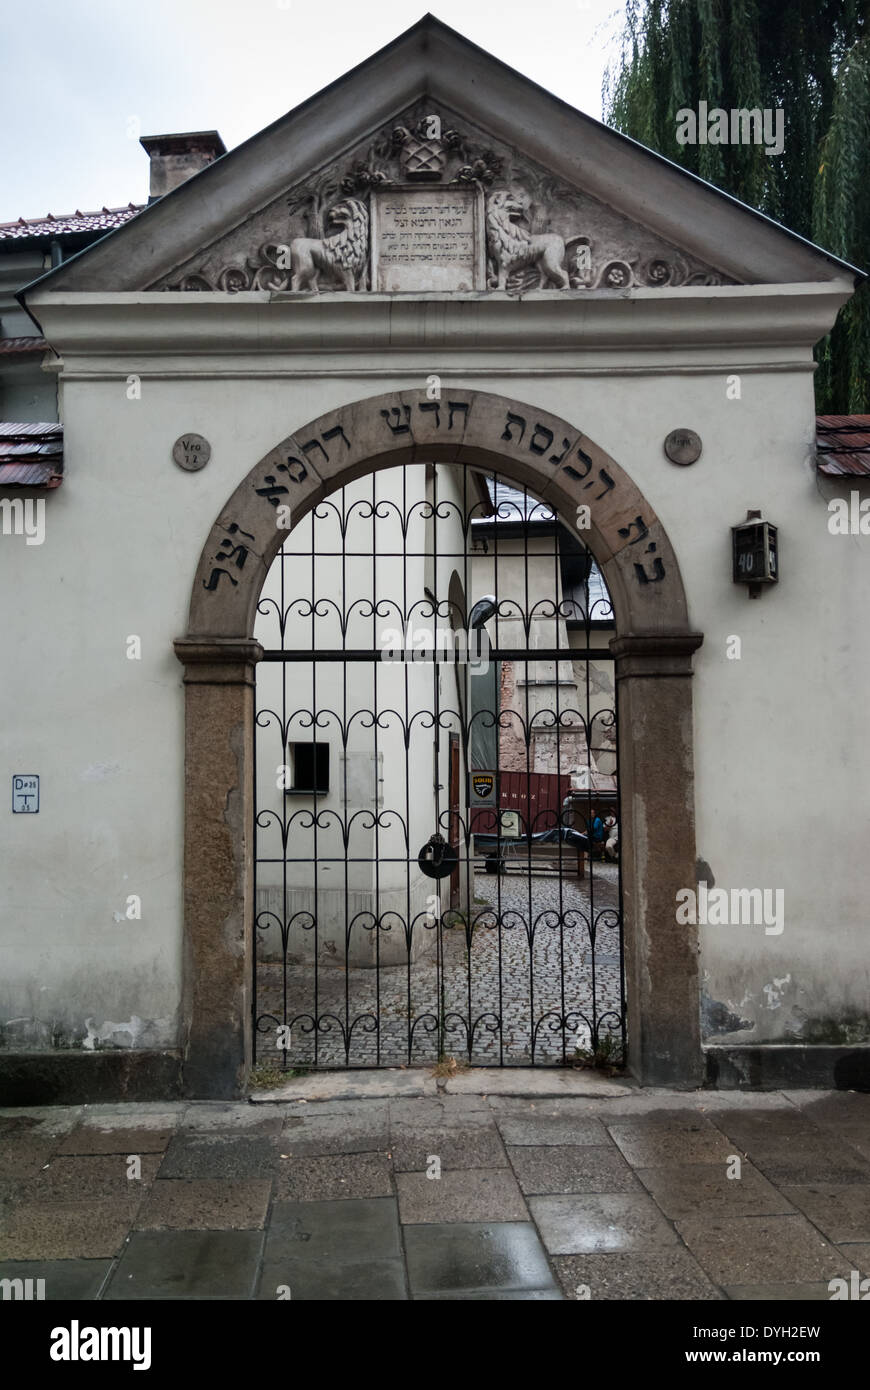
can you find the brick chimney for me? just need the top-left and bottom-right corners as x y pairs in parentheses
(139, 131), (227, 203)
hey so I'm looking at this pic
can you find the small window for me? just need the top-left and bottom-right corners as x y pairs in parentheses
(286, 741), (329, 794)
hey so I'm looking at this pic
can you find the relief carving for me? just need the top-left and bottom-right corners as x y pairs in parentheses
(485, 191), (569, 290)
(288, 197), (369, 292)
(155, 102), (733, 295)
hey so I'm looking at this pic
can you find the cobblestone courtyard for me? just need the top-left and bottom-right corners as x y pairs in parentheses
(257, 865), (623, 1070)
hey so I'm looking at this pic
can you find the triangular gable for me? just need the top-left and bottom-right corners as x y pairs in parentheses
(25, 15), (861, 298)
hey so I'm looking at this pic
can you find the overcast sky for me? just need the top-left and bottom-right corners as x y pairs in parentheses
(0, 1), (625, 223)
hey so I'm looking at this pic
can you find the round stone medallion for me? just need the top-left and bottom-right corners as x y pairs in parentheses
(664, 428), (702, 466)
(173, 433), (211, 471)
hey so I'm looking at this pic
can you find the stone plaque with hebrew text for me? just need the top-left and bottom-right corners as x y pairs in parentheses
(371, 185), (484, 292)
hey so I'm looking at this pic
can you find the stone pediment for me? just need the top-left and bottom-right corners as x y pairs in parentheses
(28, 17), (857, 297)
(150, 99), (733, 296)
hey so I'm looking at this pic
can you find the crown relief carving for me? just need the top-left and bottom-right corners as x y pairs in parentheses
(158, 110), (731, 294)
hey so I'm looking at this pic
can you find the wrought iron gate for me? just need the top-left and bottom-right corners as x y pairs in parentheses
(253, 462), (624, 1069)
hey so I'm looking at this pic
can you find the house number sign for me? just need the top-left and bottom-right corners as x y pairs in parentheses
(12, 775), (39, 813)
(173, 433), (211, 471)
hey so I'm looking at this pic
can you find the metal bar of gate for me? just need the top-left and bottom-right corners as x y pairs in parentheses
(261, 649), (615, 662)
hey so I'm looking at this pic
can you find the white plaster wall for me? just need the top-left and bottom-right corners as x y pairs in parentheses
(2, 329), (867, 1050)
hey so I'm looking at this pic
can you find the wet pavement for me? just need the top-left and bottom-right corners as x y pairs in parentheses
(2, 1075), (869, 1300)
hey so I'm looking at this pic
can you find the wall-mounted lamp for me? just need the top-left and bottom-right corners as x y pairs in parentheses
(732, 509), (778, 598)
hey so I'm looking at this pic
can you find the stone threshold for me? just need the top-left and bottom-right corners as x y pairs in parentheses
(249, 1066), (636, 1103)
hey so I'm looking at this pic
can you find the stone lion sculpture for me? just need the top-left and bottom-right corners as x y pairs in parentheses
(289, 197), (369, 292)
(485, 191), (569, 291)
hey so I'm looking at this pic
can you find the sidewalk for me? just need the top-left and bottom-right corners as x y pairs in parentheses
(1, 1071), (869, 1300)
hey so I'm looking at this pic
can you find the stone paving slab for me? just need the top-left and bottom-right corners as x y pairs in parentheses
(634, 1161), (796, 1219)
(606, 1117), (735, 1167)
(785, 1091), (870, 1122)
(705, 1106), (823, 1146)
(0, 1198), (142, 1260)
(388, 1095), (491, 1126)
(55, 1125), (175, 1155)
(181, 1104), (284, 1134)
(259, 1197), (406, 1299)
(0, 1258), (112, 1300)
(508, 1144), (639, 1195)
(266, 1196), (402, 1260)
(740, 1134), (870, 1185)
(273, 1151), (393, 1201)
(552, 1249), (723, 1300)
(258, 1256), (408, 1300)
(391, 1125), (508, 1172)
(836, 1241), (870, 1269)
(396, 1168), (528, 1223)
(14, 1153), (162, 1200)
(135, 1179), (272, 1231)
(780, 1182), (870, 1243)
(104, 1230), (265, 1299)
(674, 1213), (853, 1285)
(0, 1138), (56, 1180)
(530, 1192), (679, 1255)
(279, 1103), (390, 1156)
(158, 1134), (282, 1180)
(403, 1221), (557, 1297)
(0, 1109), (82, 1139)
(492, 1104), (611, 1147)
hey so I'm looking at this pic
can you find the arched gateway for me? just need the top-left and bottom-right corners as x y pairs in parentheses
(10, 15), (859, 1105)
(175, 388), (703, 1096)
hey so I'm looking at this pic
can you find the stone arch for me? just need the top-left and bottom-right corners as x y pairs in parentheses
(175, 388), (703, 1097)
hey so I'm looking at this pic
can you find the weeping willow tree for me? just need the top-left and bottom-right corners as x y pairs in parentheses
(605, 1), (870, 411)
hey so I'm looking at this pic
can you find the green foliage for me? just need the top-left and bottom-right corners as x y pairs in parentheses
(814, 35), (870, 409)
(604, 1), (870, 411)
(572, 1031), (625, 1071)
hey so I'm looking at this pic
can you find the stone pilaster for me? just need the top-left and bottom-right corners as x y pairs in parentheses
(611, 632), (704, 1086)
(173, 637), (263, 1098)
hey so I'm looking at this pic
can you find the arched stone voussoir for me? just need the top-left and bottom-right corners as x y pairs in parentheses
(187, 386), (692, 643)
(601, 519), (691, 635)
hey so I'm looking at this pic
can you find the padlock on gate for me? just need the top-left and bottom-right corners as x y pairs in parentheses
(417, 832), (458, 880)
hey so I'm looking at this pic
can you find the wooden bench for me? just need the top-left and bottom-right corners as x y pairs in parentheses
(479, 842), (586, 880)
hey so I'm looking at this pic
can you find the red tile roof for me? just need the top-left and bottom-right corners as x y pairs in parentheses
(0, 336), (49, 355)
(816, 416), (870, 477)
(0, 205), (143, 241)
(0, 423), (63, 487)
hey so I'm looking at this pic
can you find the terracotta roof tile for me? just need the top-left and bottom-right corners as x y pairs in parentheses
(0, 336), (49, 355)
(0, 422), (63, 487)
(0, 205), (142, 240)
(817, 415), (870, 477)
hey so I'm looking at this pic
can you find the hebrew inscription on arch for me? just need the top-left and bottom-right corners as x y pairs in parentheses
(197, 392), (670, 603)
